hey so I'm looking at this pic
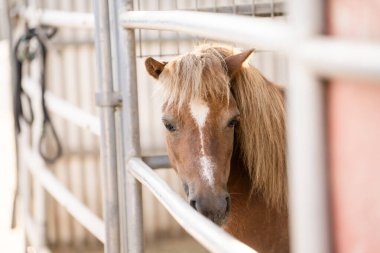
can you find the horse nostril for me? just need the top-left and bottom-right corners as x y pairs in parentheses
(183, 183), (189, 197)
(190, 199), (197, 210)
(225, 195), (231, 213)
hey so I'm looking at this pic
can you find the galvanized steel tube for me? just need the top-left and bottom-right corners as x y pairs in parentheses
(44, 92), (101, 136)
(18, 121), (31, 244)
(300, 38), (380, 80)
(120, 11), (380, 79)
(107, 0), (128, 252)
(18, 9), (380, 79)
(120, 10), (292, 51)
(287, 1), (332, 253)
(24, 9), (94, 29)
(128, 158), (256, 253)
(118, 1), (144, 252)
(107, 0), (144, 252)
(23, 78), (100, 136)
(93, 0), (121, 252)
(142, 155), (171, 169)
(24, 148), (105, 243)
(28, 0), (47, 246)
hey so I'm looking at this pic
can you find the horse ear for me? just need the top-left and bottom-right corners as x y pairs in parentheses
(145, 57), (167, 79)
(272, 83), (285, 97)
(224, 49), (255, 78)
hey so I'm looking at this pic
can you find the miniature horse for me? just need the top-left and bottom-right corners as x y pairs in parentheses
(145, 44), (288, 253)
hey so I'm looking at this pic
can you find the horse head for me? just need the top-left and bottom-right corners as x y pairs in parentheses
(145, 46), (253, 225)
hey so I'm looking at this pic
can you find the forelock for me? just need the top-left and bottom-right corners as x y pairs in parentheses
(158, 46), (232, 109)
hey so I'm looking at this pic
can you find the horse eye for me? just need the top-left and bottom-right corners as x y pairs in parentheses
(227, 119), (239, 128)
(164, 122), (176, 132)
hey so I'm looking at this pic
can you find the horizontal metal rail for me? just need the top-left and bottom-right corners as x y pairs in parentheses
(142, 155), (170, 169)
(120, 11), (380, 80)
(45, 92), (101, 135)
(120, 11), (292, 51)
(23, 1), (285, 29)
(24, 147), (105, 243)
(24, 79), (100, 135)
(299, 38), (380, 80)
(24, 8), (94, 29)
(26, 9), (380, 80)
(128, 158), (256, 253)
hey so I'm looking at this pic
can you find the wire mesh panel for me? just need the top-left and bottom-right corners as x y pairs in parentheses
(134, 0), (286, 57)
(135, 0), (288, 156)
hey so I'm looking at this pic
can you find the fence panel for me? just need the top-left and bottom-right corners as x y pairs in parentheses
(9, 0), (380, 252)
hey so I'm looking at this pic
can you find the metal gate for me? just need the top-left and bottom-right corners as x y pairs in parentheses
(7, 0), (380, 253)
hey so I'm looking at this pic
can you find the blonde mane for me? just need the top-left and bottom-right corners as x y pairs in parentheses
(158, 44), (287, 210)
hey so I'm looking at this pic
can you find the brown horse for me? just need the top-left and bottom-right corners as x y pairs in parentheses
(145, 44), (288, 253)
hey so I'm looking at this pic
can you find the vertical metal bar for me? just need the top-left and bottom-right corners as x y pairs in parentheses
(251, 0), (255, 16)
(137, 0), (142, 58)
(1, 0), (12, 50)
(27, 0), (47, 248)
(2, 0), (20, 231)
(287, 1), (331, 253)
(118, 0), (144, 252)
(19, 122), (30, 243)
(157, 0), (162, 57)
(271, 0), (274, 18)
(173, 0), (180, 55)
(195, 0), (199, 43)
(107, 0), (143, 252)
(33, 173), (46, 247)
(107, 0), (139, 252)
(56, 41), (73, 244)
(93, 0), (121, 252)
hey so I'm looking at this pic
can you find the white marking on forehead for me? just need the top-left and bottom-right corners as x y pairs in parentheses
(189, 101), (209, 128)
(189, 100), (215, 187)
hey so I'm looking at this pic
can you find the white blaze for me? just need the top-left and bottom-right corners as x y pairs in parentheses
(189, 101), (209, 128)
(189, 101), (215, 186)
(200, 156), (215, 186)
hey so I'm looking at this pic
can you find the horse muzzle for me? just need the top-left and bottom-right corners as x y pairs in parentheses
(189, 192), (231, 226)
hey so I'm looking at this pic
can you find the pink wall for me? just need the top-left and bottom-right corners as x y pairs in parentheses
(327, 1), (380, 252)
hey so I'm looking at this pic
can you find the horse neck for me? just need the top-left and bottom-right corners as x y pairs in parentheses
(228, 151), (251, 195)
(226, 150), (289, 253)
